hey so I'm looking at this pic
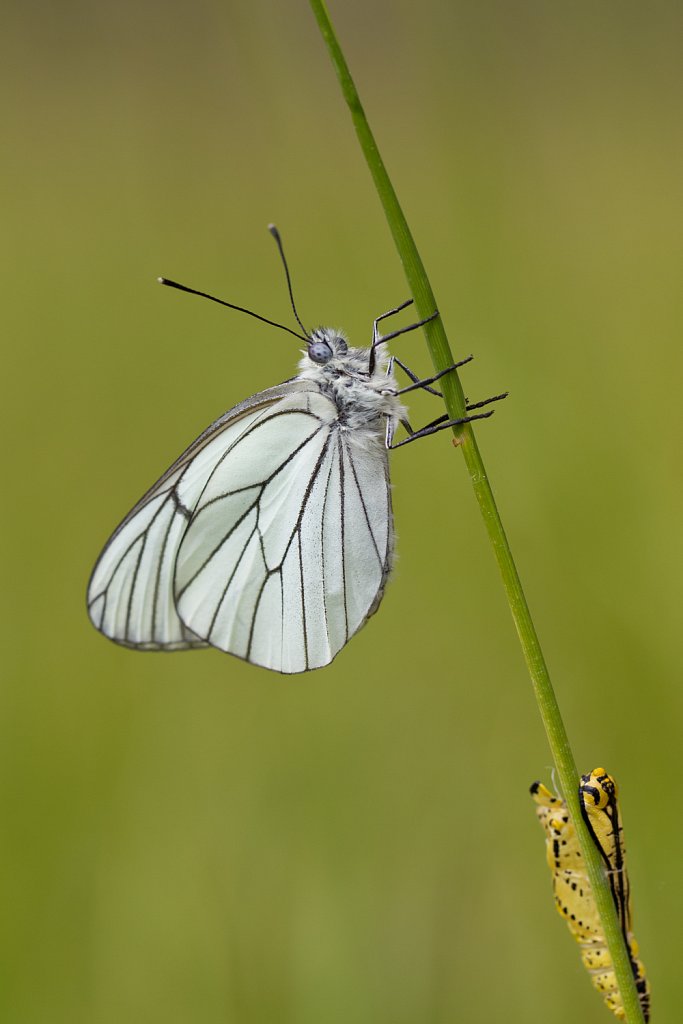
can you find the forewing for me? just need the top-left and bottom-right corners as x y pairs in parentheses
(174, 394), (394, 672)
(87, 383), (304, 649)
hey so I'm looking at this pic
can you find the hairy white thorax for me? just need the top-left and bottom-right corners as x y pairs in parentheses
(296, 328), (406, 446)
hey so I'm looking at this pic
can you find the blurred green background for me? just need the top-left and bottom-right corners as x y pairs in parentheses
(3, 1), (681, 1021)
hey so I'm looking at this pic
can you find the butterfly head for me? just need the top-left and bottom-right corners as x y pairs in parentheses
(306, 327), (349, 364)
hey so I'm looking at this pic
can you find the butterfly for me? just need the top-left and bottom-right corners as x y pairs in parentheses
(87, 226), (505, 673)
(531, 769), (650, 1022)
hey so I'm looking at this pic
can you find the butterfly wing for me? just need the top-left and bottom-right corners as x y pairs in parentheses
(88, 382), (394, 672)
(87, 382), (303, 650)
(174, 389), (394, 673)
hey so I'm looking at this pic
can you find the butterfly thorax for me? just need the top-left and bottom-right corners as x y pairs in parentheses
(297, 328), (405, 437)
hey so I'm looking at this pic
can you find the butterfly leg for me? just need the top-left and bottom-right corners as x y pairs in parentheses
(386, 409), (469, 448)
(465, 391), (509, 411)
(374, 310), (440, 348)
(384, 355), (507, 448)
(388, 391), (508, 447)
(387, 411), (447, 446)
(391, 356), (443, 396)
(372, 299), (414, 341)
(391, 354), (472, 398)
(396, 358), (474, 396)
(410, 390), (508, 421)
(387, 409), (495, 449)
(369, 305), (439, 374)
(391, 353), (508, 409)
(386, 354), (439, 399)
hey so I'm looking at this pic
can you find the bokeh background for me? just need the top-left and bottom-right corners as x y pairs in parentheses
(3, 1), (681, 1021)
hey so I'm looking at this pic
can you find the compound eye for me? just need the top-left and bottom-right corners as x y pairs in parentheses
(308, 341), (333, 364)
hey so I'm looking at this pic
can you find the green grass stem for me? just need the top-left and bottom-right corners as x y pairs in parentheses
(308, 2), (647, 1021)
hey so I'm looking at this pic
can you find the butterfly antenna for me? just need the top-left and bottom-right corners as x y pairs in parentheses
(268, 224), (309, 338)
(157, 278), (309, 344)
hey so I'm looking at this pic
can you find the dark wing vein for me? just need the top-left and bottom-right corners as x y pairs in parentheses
(151, 499), (180, 641)
(176, 421), (326, 598)
(338, 434), (348, 642)
(245, 431), (335, 665)
(276, 433), (333, 568)
(192, 412), (327, 516)
(318, 436), (338, 646)
(125, 529), (148, 642)
(208, 520), (260, 642)
(297, 531), (308, 669)
(89, 493), (170, 606)
(344, 443), (384, 568)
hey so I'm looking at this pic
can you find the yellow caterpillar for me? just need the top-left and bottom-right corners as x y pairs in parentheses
(530, 768), (650, 1021)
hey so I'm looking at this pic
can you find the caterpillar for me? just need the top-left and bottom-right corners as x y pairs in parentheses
(530, 768), (650, 1021)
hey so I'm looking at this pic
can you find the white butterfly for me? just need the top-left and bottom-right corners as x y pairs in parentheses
(87, 227), (503, 673)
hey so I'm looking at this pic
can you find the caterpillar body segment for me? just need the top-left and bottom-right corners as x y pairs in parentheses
(530, 769), (650, 1021)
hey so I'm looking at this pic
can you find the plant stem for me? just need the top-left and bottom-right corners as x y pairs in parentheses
(308, 2), (646, 1022)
